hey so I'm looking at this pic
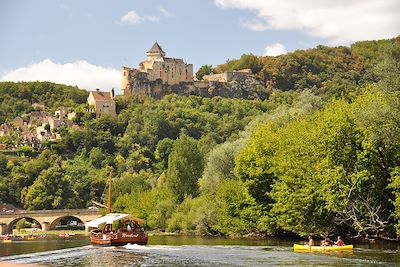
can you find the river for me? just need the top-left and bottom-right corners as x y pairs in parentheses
(1, 235), (400, 266)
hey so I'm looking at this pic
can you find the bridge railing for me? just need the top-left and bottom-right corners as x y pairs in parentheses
(0, 208), (101, 216)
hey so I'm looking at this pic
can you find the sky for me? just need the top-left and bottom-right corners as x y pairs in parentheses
(0, 0), (399, 94)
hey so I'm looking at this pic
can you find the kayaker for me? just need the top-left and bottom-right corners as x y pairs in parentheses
(335, 236), (344, 246)
(306, 236), (315, 246)
(321, 237), (333, 246)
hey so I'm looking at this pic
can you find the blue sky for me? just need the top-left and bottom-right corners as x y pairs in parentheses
(1, 0), (399, 94)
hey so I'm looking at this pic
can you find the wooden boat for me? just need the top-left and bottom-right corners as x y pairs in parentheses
(293, 243), (353, 252)
(85, 172), (148, 246)
(86, 213), (148, 246)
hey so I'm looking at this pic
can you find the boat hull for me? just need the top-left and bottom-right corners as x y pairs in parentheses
(90, 231), (148, 246)
(293, 244), (353, 252)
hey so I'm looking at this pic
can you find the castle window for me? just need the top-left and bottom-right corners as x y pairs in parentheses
(124, 72), (126, 76)
(160, 70), (162, 78)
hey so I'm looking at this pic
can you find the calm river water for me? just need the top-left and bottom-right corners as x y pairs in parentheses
(1, 235), (400, 266)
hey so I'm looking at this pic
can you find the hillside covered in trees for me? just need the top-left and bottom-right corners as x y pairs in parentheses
(0, 82), (88, 124)
(1, 37), (400, 239)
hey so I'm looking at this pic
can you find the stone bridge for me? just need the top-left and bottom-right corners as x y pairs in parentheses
(0, 209), (102, 235)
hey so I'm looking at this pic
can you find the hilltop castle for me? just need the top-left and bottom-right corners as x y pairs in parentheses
(121, 42), (268, 100)
(121, 42), (193, 95)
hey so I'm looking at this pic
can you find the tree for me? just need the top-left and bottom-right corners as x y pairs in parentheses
(154, 138), (174, 170)
(0, 154), (7, 175)
(166, 134), (204, 202)
(114, 187), (176, 230)
(233, 54), (262, 74)
(125, 144), (152, 173)
(61, 154), (106, 208)
(112, 170), (153, 199)
(22, 165), (71, 210)
(213, 180), (261, 235)
(167, 195), (217, 234)
(195, 65), (213, 80)
(375, 43), (400, 93)
(238, 86), (398, 237)
(7, 150), (57, 204)
(199, 139), (244, 194)
(89, 147), (105, 169)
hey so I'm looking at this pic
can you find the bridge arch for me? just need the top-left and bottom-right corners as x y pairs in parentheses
(7, 216), (42, 234)
(49, 215), (85, 230)
(0, 209), (102, 235)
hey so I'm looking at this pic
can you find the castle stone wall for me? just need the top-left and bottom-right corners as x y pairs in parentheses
(123, 70), (269, 100)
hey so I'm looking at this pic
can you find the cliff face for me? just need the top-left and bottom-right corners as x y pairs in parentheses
(123, 70), (269, 100)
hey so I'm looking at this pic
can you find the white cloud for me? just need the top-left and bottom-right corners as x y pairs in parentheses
(120, 10), (141, 25)
(159, 6), (174, 17)
(120, 10), (160, 25)
(264, 43), (287, 56)
(215, 0), (400, 44)
(0, 59), (120, 93)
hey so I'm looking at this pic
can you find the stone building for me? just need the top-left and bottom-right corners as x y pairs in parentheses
(55, 106), (68, 119)
(120, 42), (268, 100)
(121, 42), (193, 95)
(87, 89), (116, 118)
(203, 69), (252, 82)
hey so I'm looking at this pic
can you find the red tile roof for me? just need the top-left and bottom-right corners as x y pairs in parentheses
(90, 91), (113, 101)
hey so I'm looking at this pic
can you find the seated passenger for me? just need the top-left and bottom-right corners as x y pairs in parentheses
(335, 236), (345, 246)
(321, 237), (333, 246)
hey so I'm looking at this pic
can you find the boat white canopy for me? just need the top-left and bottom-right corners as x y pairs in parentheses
(85, 213), (132, 228)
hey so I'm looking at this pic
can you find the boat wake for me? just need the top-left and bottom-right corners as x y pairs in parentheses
(123, 243), (180, 251)
(0, 245), (94, 265)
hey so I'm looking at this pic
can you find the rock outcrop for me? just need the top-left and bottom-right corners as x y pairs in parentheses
(123, 69), (269, 100)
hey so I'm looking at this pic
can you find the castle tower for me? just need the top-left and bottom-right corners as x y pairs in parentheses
(146, 42), (165, 61)
(121, 66), (131, 95)
(121, 42), (194, 95)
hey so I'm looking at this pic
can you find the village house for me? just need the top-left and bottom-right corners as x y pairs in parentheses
(0, 123), (11, 137)
(87, 89), (116, 118)
(0, 107), (70, 149)
(67, 112), (76, 120)
(13, 116), (29, 130)
(55, 106), (68, 119)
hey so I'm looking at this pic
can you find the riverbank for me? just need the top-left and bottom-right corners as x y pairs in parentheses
(3, 229), (86, 238)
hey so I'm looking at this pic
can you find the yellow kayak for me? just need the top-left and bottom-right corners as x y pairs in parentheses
(293, 243), (353, 252)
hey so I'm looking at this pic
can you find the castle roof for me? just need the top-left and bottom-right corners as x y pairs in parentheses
(147, 42), (165, 54)
(90, 90), (113, 101)
(164, 57), (184, 64)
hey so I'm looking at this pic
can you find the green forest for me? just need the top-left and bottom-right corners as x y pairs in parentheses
(1, 37), (400, 240)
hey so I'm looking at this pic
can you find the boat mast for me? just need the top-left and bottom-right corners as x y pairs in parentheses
(107, 171), (112, 213)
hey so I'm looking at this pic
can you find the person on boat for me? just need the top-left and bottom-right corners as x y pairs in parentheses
(306, 236), (315, 246)
(335, 236), (344, 246)
(321, 237), (333, 246)
(103, 224), (111, 233)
